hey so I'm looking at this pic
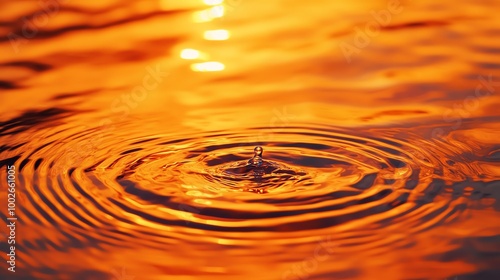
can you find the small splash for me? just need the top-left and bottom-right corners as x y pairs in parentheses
(248, 146), (264, 167)
(206, 146), (307, 192)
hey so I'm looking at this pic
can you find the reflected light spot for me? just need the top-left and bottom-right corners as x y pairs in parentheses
(216, 238), (232, 245)
(191, 62), (225, 72)
(204, 29), (230, 40)
(180, 48), (201, 59)
(192, 5), (225, 22)
(203, 0), (224, 5)
(194, 199), (213, 205)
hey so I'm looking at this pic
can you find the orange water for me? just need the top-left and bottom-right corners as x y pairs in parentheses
(1, 0), (500, 279)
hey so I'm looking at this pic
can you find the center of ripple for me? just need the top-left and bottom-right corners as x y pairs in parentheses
(209, 146), (307, 193)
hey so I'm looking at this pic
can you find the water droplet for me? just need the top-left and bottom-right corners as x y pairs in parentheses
(254, 146), (263, 157)
(248, 146), (263, 167)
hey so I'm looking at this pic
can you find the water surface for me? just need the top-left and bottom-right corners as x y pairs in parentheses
(0, 0), (499, 279)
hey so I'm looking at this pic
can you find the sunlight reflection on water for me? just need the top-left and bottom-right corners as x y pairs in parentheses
(0, 0), (499, 279)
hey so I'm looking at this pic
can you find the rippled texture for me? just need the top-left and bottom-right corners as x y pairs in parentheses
(1, 0), (500, 279)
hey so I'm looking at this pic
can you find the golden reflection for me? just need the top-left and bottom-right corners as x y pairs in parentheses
(203, 29), (230, 40)
(1, 0), (499, 279)
(190, 61), (225, 72)
(180, 48), (202, 60)
(193, 198), (213, 205)
(192, 5), (225, 22)
(203, 0), (224, 5)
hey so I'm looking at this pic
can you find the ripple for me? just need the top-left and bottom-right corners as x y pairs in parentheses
(2, 106), (499, 280)
(6, 120), (480, 249)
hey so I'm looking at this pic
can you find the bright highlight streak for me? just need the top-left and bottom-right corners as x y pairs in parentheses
(203, 29), (230, 40)
(180, 49), (201, 60)
(191, 62), (225, 72)
(193, 5), (225, 22)
(210, 5), (225, 17)
(203, 0), (224, 5)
